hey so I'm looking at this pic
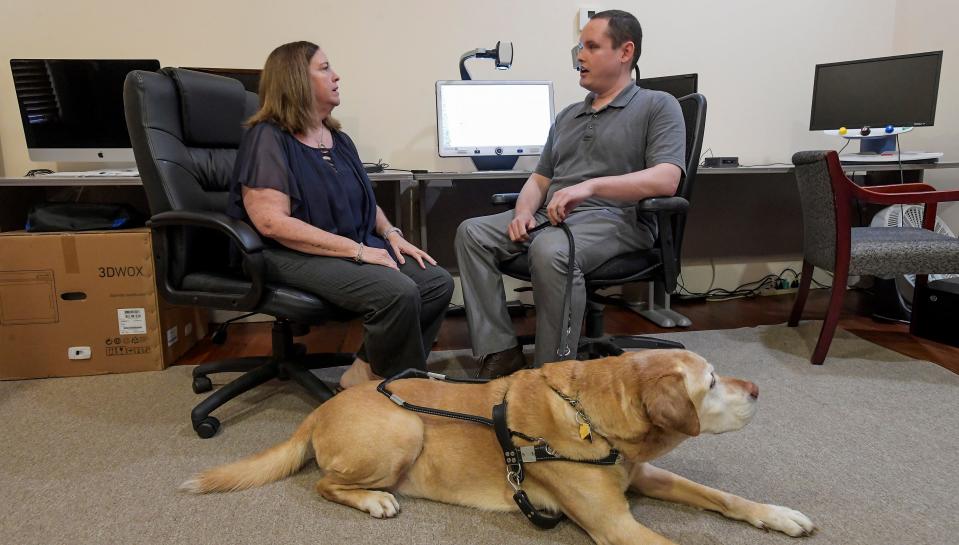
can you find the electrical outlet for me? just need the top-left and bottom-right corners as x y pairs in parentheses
(759, 287), (799, 297)
(68, 346), (91, 360)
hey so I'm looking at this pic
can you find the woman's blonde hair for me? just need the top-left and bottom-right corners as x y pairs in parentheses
(246, 40), (341, 133)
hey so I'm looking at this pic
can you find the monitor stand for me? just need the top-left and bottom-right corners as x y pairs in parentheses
(471, 156), (518, 171)
(839, 151), (943, 164)
(835, 132), (942, 164)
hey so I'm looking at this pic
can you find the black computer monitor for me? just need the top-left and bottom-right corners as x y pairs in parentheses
(10, 58), (161, 162)
(182, 67), (261, 94)
(638, 73), (698, 99)
(809, 51), (942, 130)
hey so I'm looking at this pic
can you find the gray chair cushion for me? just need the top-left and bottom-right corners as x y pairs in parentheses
(498, 249), (663, 288)
(180, 273), (349, 323)
(850, 227), (959, 276)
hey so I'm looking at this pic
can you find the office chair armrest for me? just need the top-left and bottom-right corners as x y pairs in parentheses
(147, 210), (267, 310)
(148, 211), (264, 254)
(636, 197), (689, 294)
(851, 184), (959, 205)
(862, 182), (937, 194)
(637, 196), (689, 213)
(491, 192), (520, 206)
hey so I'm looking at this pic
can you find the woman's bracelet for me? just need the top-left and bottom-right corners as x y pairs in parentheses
(383, 226), (403, 240)
(353, 242), (365, 263)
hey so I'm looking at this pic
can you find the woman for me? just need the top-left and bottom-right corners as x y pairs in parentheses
(227, 41), (453, 389)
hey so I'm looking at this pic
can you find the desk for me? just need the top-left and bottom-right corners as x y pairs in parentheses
(0, 171), (416, 234)
(698, 161), (959, 175)
(414, 162), (959, 268)
(689, 161), (959, 260)
(414, 171), (530, 271)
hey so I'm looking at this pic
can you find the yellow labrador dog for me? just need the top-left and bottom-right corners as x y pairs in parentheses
(183, 349), (814, 545)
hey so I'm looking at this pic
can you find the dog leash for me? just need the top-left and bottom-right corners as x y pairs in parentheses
(525, 220), (575, 358)
(376, 369), (620, 529)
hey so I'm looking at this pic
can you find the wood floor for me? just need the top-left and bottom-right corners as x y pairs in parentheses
(177, 289), (959, 375)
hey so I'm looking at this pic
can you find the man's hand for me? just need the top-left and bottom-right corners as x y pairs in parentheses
(547, 182), (594, 224)
(386, 232), (437, 269)
(508, 210), (538, 242)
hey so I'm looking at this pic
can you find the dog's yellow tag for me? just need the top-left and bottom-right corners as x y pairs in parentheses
(579, 423), (592, 442)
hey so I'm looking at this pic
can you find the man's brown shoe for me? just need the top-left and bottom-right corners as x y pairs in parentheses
(476, 345), (528, 379)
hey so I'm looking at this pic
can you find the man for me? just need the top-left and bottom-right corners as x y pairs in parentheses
(454, 10), (686, 378)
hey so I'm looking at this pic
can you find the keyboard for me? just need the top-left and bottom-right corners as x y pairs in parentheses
(42, 168), (139, 177)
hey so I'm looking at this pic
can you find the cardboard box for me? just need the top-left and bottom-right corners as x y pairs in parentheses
(0, 229), (208, 379)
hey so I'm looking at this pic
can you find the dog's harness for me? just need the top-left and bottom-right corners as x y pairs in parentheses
(377, 368), (620, 529)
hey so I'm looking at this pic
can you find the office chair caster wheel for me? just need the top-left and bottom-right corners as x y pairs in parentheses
(211, 327), (228, 345)
(194, 416), (220, 439)
(192, 376), (213, 394)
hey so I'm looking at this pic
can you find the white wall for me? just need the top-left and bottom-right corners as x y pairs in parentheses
(893, 0), (959, 230)
(1, 0), (901, 177)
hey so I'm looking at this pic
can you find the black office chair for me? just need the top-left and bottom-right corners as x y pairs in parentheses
(494, 93), (707, 358)
(123, 68), (355, 438)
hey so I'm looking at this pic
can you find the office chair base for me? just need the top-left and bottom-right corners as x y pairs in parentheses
(625, 282), (693, 328)
(189, 321), (355, 438)
(190, 353), (353, 438)
(194, 356), (273, 377)
(636, 307), (692, 328)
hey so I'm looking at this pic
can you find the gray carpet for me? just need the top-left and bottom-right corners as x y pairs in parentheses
(1, 322), (957, 545)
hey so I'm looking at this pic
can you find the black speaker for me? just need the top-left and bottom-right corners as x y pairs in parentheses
(911, 279), (959, 347)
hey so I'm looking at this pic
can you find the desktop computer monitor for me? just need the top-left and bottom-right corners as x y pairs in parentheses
(435, 80), (554, 170)
(10, 58), (161, 162)
(809, 51), (942, 131)
(809, 51), (943, 163)
(638, 73), (698, 99)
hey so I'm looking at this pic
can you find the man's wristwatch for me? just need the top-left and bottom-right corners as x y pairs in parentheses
(383, 227), (403, 240)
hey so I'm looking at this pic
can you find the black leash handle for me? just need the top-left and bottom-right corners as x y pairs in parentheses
(377, 369), (497, 428)
(514, 490), (565, 529)
(376, 369), (539, 442)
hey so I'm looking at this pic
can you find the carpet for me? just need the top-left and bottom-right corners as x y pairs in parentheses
(1, 322), (956, 545)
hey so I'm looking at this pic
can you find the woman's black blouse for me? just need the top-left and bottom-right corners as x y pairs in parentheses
(227, 122), (387, 254)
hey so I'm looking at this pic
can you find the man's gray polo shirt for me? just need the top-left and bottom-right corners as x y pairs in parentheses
(534, 82), (687, 214)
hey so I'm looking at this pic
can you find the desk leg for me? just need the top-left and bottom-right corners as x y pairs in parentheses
(418, 179), (428, 252)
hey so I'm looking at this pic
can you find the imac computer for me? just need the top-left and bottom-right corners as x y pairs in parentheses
(10, 58), (161, 163)
(436, 80), (554, 171)
(809, 51), (943, 163)
(638, 73), (698, 99)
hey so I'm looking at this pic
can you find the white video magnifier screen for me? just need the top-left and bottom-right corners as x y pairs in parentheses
(438, 82), (553, 152)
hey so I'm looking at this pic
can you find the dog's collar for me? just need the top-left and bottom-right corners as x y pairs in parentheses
(546, 383), (612, 444)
